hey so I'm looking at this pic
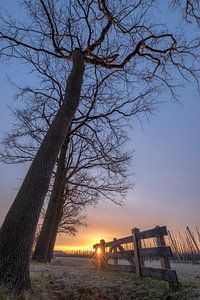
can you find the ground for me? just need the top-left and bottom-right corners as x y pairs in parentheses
(0, 258), (200, 299)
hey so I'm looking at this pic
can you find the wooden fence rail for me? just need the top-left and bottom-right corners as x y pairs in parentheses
(93, 225), (178, 287)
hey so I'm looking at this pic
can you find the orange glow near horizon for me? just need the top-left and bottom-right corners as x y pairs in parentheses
(54, 232), (112, 252)
(97, 247), (101, 255)
(54, 245), (94, 251)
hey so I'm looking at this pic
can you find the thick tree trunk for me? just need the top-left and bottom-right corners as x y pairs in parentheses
(47, 198), (65, 261)
(32, 138), (68, 262)
(0, 49), (85, 294)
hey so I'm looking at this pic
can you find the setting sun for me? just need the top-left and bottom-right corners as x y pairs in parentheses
(97, 247), (101, 255)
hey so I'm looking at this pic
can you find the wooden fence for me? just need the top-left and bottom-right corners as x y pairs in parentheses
(93, 225), (178, 287)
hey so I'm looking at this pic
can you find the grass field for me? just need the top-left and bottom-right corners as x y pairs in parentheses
(1, 257), (200, 299)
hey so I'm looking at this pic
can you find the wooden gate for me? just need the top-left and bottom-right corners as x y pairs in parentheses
(93, 225), (178, 287)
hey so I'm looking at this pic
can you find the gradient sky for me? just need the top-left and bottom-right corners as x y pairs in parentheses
(0, 1), (199, 250)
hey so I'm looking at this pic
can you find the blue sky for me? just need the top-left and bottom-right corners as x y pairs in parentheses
(0, 1), (199, 248)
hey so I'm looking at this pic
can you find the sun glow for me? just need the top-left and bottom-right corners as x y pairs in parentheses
(54, 233), (110, 252)
(97, 247), (101, 255)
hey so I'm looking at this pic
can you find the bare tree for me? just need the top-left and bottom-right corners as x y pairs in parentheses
(1, 67), (135, 263)
(1, 48), (153, 263)
(171, 0), (200, 26)
(0, 0), (199, 293)
(0, 47), (85, 293)
(32, 131), (131, 261)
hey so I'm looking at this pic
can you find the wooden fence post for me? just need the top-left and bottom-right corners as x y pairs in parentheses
(155, 226), (177, 287)
(113, 238), (118, 267)
(138, 235), (144, 267)
(132, 228), (141, 276)
(155, 226), (171, 269)
(100, 239), (106, 268)
(94, 244), (99, 269)
(93, 244), (98, 269)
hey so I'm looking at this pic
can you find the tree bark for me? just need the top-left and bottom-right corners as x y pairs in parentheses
(47, 199), (64, 262)
(32, 138), (68, 262)
(0, 49), (85, 294)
